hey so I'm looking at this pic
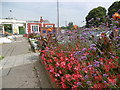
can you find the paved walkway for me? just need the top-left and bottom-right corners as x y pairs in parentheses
(0, 37), (52, 89)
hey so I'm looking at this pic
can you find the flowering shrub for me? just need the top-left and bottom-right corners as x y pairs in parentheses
(37, 15), (120, 88)
(40, 35), (120, 88)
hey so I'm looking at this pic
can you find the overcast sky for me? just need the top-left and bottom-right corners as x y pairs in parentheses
(1, 0), (118, 27)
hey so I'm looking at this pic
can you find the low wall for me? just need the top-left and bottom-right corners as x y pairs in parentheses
(34, 57), (55, 88)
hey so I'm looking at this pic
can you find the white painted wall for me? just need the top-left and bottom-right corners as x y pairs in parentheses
(0, 19), (26, 34)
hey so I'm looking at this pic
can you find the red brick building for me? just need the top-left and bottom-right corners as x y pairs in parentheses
(26, 17), (57, 35)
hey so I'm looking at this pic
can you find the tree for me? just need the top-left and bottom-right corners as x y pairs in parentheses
(61, 26), (66, 29)
(108, 1), (120, 18)
(85, 6), (106, 27)
(67, 22), (74, 30)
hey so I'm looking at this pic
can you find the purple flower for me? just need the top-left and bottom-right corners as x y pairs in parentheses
(113, 25), (117, 29)
(90, 44), (96, 47)
(83, 33), (87, 36)
(81, 56), (87, 60)
(92, 73), (96, 76)
(88, 65), (92, 67)
(97, 55), (99, 58)
(94, 63), (100, 67)
(87, 81), (92, 85)
(82, 48), (87, 52)
(100, 52), (104, 55)
(94, 60), (100, 67)
(103, 74), (108, 77)
(77, 82), (82, 86)
(74, 51), (82, 55)
(115, 21), (119, 24)
(85, 75), (89, 79)
(77, 58), (82, 61)
(117, 44), (120, 47)
(82, 68), (86, 71)
(90, 47), (97, 51)
(49, 70), (52, 72)
(94, 60), (100, 64)
(96, 18), (100, 21)
(104, 81), (107, 83)
(117, 9), (120, 12)
(110, 24), (113, 26)
(80, 37), (85, 40)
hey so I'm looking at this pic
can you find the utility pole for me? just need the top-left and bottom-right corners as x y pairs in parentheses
(57, 0), (59, 33)
(65, 21), (67, 27)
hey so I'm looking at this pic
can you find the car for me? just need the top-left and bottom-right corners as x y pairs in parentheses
(96, 31), (112, 39)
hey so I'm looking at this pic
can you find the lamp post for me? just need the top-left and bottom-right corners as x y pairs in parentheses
(9, 9), (12, 19)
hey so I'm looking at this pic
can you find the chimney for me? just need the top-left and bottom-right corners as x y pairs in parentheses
(40, 16), (43, 27)
(40, 16), (43, 23)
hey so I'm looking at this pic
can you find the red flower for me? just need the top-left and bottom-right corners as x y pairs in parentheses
(68, 63), (72, 70)
(61, 82), (68, 88)
(61, 77), (65, 82)
(65, 74), (72, 81)
(114, 56), (119, 59)
(72, 74), (82, 80)
(108, 77), (116, 85)
(72, 85), (78, 89)
(103, 64), (111, 72)
(94, 75), (102, 81)
(93, 83), (107, 88)
(59, 70), (62, 74)
(98, 58), (105, 62)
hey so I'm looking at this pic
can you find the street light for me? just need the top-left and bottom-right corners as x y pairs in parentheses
(9, 9), (12, 19)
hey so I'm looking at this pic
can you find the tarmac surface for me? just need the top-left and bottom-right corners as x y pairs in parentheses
(0, 37), (53, 89)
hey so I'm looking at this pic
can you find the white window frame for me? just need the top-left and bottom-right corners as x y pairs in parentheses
(31, 25), (39, 33)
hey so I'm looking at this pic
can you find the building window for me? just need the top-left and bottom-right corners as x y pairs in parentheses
(42, 30), (46, 33)
(48, 31), (52, 33)
(45, 25), (53, 27)
(53, 30), (56, 33)
(31, 25), (39, 33)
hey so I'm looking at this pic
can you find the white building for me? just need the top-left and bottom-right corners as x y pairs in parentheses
(0, 18), (26, 35)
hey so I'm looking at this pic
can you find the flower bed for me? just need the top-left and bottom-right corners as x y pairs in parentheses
(39, 29), (120, 88)
(41, 44), (119, 88)
(29, 17), (120, 88)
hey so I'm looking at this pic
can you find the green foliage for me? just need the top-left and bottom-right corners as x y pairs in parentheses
(61, 26), (67, 29)
(108, 1), (120, 18)
(67, 22), (74, 30)
(0, 55), (4, 60)
(86, 6), (107, 27)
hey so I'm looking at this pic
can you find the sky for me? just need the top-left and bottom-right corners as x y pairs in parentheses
(1, 0), (119, 27)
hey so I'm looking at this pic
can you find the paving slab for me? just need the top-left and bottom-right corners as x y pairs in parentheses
(13, 55), (24, 67)
(2, 63), (40, 88)
(2, 68), (11, 77)
(3, 56), (16, 68)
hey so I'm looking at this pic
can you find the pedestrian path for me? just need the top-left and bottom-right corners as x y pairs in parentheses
(1, 53), (39, 69)
(0, 37), (52, 89)
(0, 37), (41, 88)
